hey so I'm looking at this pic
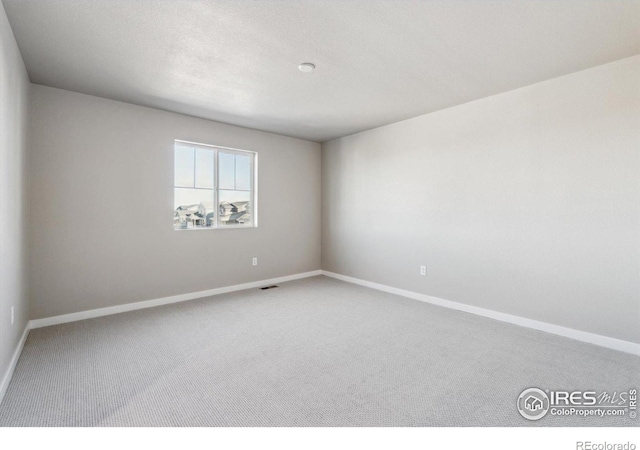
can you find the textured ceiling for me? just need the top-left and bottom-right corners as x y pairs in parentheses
(3, 0), (640, 142)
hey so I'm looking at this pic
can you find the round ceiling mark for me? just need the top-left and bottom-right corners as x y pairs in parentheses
(298, 63), (315, 73)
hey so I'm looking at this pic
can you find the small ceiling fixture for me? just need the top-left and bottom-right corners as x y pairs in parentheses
(298, 62), (315, 73)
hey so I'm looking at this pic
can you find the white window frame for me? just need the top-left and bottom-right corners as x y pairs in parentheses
(174, 140), (258, 230)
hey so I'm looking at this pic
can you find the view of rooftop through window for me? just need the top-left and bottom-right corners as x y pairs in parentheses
(174, 142), (255, 229)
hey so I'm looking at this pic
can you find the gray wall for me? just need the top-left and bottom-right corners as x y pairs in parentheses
(0, 2), (30, 388)
(29, 85), (321, 319)
(322, 55), (640, 344)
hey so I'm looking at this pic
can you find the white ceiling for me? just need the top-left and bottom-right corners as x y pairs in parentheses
(4, 0), (640, 142)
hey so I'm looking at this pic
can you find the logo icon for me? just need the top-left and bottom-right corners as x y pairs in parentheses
(518, 388), (550, 420)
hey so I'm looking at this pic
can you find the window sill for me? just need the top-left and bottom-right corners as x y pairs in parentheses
(174, 225), (257, 231)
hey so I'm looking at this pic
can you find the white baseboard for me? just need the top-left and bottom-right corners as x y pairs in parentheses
(2, 270), (321, 406)
(29, 270), (322, 329)
(8, 267), (636, 407)
(321, 270), (640, 356)
(0, 323), (30, 406)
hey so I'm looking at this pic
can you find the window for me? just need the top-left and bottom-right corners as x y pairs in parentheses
(173, 141), (256, 230)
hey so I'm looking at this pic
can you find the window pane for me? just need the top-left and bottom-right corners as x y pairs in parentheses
(174, 145), (194, 188)
(195, 148), (214, 189)
(235, 154), (251, 191)
(219, 190), (251, 226)
(219, 152), (235, 190)
(174, 188), (215, 229)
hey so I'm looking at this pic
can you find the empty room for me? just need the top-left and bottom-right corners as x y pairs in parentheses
(0, 0), (638, 445)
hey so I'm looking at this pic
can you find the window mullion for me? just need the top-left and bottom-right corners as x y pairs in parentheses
(214, 149), (219, 228)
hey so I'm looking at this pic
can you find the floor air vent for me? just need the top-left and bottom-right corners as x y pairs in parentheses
(260, 285), (279, 290)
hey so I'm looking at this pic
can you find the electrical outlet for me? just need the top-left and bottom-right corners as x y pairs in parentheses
(11, 306), (15, 325)
(420, 266), (427, 276)
(252, 257), (258, 266)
